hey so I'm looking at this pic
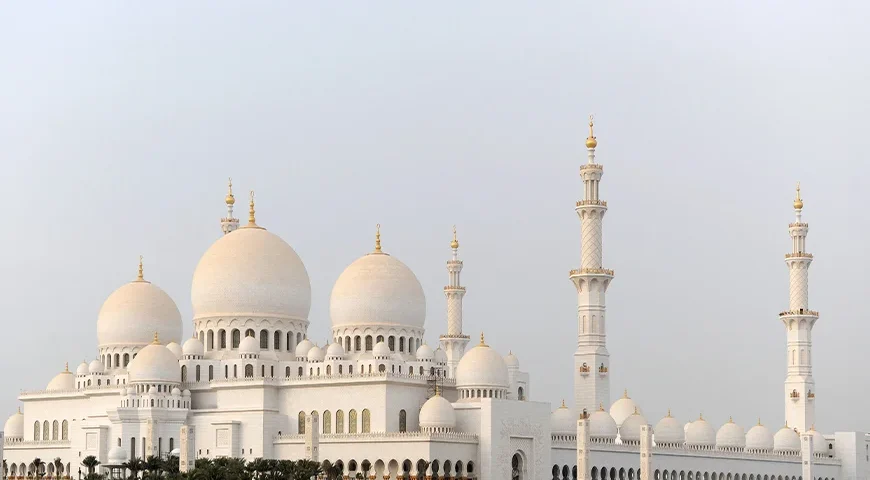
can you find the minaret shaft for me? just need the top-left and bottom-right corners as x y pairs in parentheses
(440, 230), (469, 378)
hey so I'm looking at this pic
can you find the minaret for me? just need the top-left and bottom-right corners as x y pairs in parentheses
(440, 226), (470, 377)
(781, 182), (818, 432)
(221, 177), (239, 235)
(570, 116), (614, 415)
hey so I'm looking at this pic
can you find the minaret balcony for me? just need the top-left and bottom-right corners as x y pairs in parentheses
(576, 200), (607, 207)
(443, 286), (466, 292)
(598, 365), (609, 377)
(580, 163), (603, 172)
(579, 363), (591, 377)
(779, 309), (819, 318)
(570, 268), (614, 277)
(785, 252), (813, 259)
(788, 222), (808, 228)
(807, 390), (815, 400)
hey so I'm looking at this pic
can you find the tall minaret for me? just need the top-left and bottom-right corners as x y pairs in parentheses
(781, 182), (818, 432)
(571, 116), (614, 415)
(221, 177), (239, 235)
(440, 226), (470, 377)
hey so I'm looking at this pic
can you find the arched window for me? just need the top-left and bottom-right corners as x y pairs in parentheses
(339, 365), (343, 374)
(345, 336), (351, 352)
(219, 329), (227, 349)
(399, 337), (405, 352)
(209, 365), (214, 381)
(52, 420), (59, 440)
(323, 410), (332, 434)
(274, 331), (282, 350)
(327, 365), (332, 375)
(354, 336), (361, 351)
(298, 366), (304, 376)
(261, 365), (265, 377)
(114, 354), (120, 368)
(287, 332), (293, 352)
(376, 335), (384, 343)
(361, 409), (371, 433)
(245, 328), (255, 339)
(336, 410), (345, 433)
(399, 409), (407, 432)
(388, 336), (395, 351)
(181, 365), (188, 382)
(207, 330), (215, 350)
(296, 332), (302, 345)
(260, 330), (269, 349)
(349, 409), (358, 433)
(61, 420), (68, 440)
(245, 364), (254, 378)
(379, 364), (386, 373)
(233, 364), (238, 378)
(232, 329), (241, 348)
(43, 421), (49, 440)
(123, 353), (130, 367)
(419, 366), (424, 376)
(195, 365), (201, 382)
(298, 411), (306, 434)
(270, 366), (274, 377)
(285, 366), (291, 377)
(518, 386), (525, 400)
(34, 421), (40, 441)
(365, 336), (373, 351)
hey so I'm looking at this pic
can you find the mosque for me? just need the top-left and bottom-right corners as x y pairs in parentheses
(1, 120), (866, 480)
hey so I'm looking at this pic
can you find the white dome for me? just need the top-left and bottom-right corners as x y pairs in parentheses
(774, 426), (801, 453)
(4, 410), (23, 438)
(619, 410), (647, 443)
(329, 251), (426, 329)
(589, 407), (618, 440)
(170, 448), (181, 456)
(171, 387), (181, 396)
(504, 351), (519, 368)
(76, 361), (89, 376)
(89, 360), (104, 374)
(191, 226), (311, 320)
(372, 341), (391, 358)
(307, 345), (325, 362)
(239, 335), (260, 355)
(653, 412), (684, 446)
(456, 338), (509, 389)
(295, 339), (314, 358)
(809, 428), (826, 453)
(166, 342), (183, 360)
(609, 391), (642, 427)
(419, 394), (456, 430)
(46, 368), (75, 391)
(716, 419), (746, 450)
(416, 344), (434, 361)
(550, 402), (575, 435)
(108, 446), (128, 465)
(746, 423), (774, 451)
(182, 336), (204, 357)
(326, 342), (345, 359)
(97, 279), (182, 349)
(686, 417), (716, 447)
(183, 389), (191, 397)
(128, 342), (180, 384)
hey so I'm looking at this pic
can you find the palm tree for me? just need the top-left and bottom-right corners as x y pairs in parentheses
(53, 458), (63, 479)
(320, 461), (342, 480)
(121, 458), (144, 480)
(291, 460), (321, 480)
(81, 456), (100, 476)
(143, 456), (162, 478)
(32, 458), (46, 479)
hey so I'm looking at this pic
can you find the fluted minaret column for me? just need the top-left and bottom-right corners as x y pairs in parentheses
(781, 183), (818, 432)
(221, 177), (240, 235)
(440, 227), (470, 378)
(571, 116), (614, 416)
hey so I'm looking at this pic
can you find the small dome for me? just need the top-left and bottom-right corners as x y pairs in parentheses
(46, 368), (75, 391)
(89, 360), (105, 374)
(108, 446), (128, 465)
(746, 423), (774, 452)
(434, 347), (448, 364)
(295, 339), (314, 358)
(326, 342), (345, 359)
(97, 278), (182, 349)
(171, 387), (181, 396)
(76, 361), (89, 376)
(550, 401), (575, 435)
(456, 336), (509, 389)
(182, 336), (204, 357)
(809, 427), (825, 453)
(686, 417), (716, 448)
(419, 394), (456, 431)
(4, 409), (24, 438)
(170, 448), (181, 456)
(239, 335), (260, 355)
(609, 390), (642, 427)
(589, 406), (618, 440)
(166, 342), (183, 360)
(125, 387), (135, 396)
(192, 227), (312, 321)
(619, 410), (647, 444)
(182, 389), (191, 397)
(372, 341), (391, 358)
(307, 345), (325, 362)
(504, 351), (519, 368)
(128, 342), (181, 384)
(416, 343), (434, 361)
(716, 418), (746, 450)
(774, 425), (801, 453)
(654, 412), (684, 446)
(330, 250), (426, 329)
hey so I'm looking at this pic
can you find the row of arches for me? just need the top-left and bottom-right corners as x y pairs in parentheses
(581, 467), (831, 480)
(32, 419), (69, 441)
(102, 352), (132, 369)
(77, 377), (128, 389)
(4, 461), (71, 478)
(199, 328), (304, 353)
(124, 435), (175, 460)
(181, 362), (447, 383)
(459, 388), (506, 399)
(298, 409), (373, 434)
(338, 334), (423, 354)
(325, 458), (475, 479)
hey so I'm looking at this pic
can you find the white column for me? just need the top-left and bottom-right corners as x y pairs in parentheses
(572, 117), (613, 415)
(640, 424), (652, 480)
(577, 414), (590, 480)
(145, 419), (157, 458)
(305, 414), (320, 462)
(801, 432), (814, 480)
(180, 425), (195, 473)
(440, 228), (470, 378)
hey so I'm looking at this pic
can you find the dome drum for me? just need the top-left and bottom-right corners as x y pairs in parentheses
(331, 327), (425, 357)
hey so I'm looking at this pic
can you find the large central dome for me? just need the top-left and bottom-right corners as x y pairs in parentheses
(192, 226), (311, 320)
(330, 251), (426, 329)
(97, 277), (182, 349)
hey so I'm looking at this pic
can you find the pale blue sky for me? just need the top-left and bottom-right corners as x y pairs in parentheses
(1, 2), (867, 432)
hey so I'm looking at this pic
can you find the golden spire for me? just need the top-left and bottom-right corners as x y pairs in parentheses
(585, 115), (598, 149)
(810, 424), (815, 431)
(633, 406), (638, 415)
(598, 403), (604, 412)
(451, 225), (459, 249)
(435, 384), (441, 396)
(623, 388), (629, 399)
(794, 182), (803, 210)
(153, 331), (160, 345)
(666, 408), (671, 417)
(136, 255), (145, 282)
(17, 406), (21, 414)
(64, 362), (69, 373)
(560, 399), (566, 408)
(248, 190), (257, 226)
(699, 413), (704, 421)
(479, 331), (487, 346)
(729, 416), (734, 423)
(226, 177), (235, 205)
(374, 224), (382, 253)
(757, 417), (762, 426)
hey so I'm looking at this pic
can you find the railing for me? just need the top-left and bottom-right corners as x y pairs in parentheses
(779, 309), (819, 317)
(580, 164), (603, 171)
(576, 200), (607, 207)
(785, 252), (813, 258)
(184, 372), (456, 389)
(4, 439), (71, 447)
(789, 222), (808, 228)
(443, 286), (467, 292)
(19, 384), (123, 397)
(275, 431), (478, 443)
(570, 268), (615, 276)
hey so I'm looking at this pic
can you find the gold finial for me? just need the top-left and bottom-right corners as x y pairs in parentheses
(479, 331), (487, 346)
(810, 424), (815, 431)
(226, 177), (235, 205)
(585, 114), (598, 149)
(64, 362), (69, 373)
(793, 182), (803, 210)
(699, 413), (704, 421)
(17, 406), (21, 414)
(757, 417), (762, 426)
(435, 384), (441, 396)
(248, 190), (257, 225)
(152, 331), (160, 345)
(623, 389), (629, 399)
(667, 408), (671, 418)
(451, 225), (459, 249)
(598, 403), (604, 412)
(136, 255), (145, 282)
(561, 399), (566, 408)
(374, 224), (382, 253)
(633, 406), (638, 415)
(729, 416), (734, 423)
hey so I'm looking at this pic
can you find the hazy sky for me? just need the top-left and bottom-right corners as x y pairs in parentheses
(1, 2), (867, 433)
